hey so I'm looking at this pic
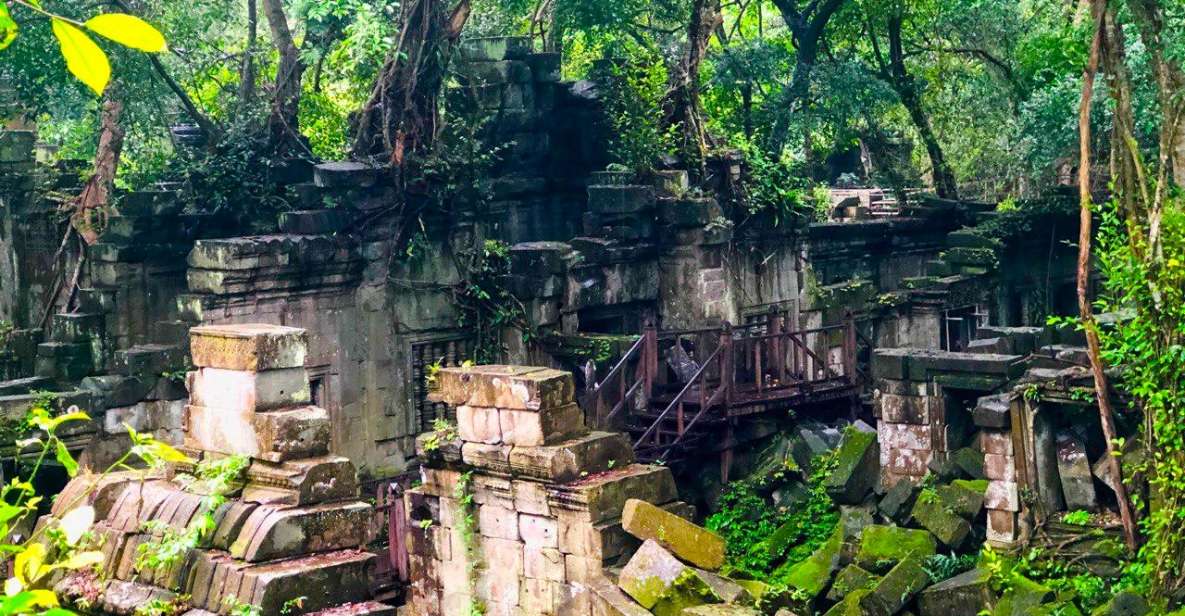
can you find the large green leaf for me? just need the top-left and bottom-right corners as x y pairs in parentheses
(51, 18), (110, 95)
(84, 13), (166, 53)
(0, 4), (17, 51)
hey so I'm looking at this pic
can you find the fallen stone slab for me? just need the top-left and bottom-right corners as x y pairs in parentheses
(824, 429), (879, 505)
(991, 574), (1052, 615)
(617, 540), (723, 615)
(940, 480), (988, 519)
(857, 554), (930, 616)
(854, 525), (936, 573)
(778, 525), (843, 599)
(878, 478), (920, 524)
(916, 568), (992, 616)
(826, 564), (878, 602)
(1057, 432), (1099, 512)
(681, 606), (762, 615)
(1090, 589), (1149, 616)
(974, 393), (1011, 428)
(621, 499), (726, 570)
(911, 489), (973, 548)
(585, 574), (654, 615)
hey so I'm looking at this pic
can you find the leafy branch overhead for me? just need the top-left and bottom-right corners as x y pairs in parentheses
(1, 0), (167, 94)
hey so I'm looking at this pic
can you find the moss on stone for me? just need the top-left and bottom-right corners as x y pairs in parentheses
(855, 525), (937, 572)
(777, 524), (843, 598)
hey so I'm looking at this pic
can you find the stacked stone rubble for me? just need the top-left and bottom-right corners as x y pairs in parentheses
(403, 365), (686, 616)
(48, 324), (389, 616)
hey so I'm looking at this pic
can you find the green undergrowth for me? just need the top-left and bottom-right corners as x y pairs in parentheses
(979, 545), (1144, 613)
(705, 448), (839, 584)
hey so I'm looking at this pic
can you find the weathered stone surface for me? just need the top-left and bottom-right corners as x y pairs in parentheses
(878, 478), (920, 523)
(457, 405), (503, 444)
(779, 524), (843, 599)
(508, 431), (634, 483)
(984, 480), (1020, 512)
(1056, 432), (1098, 512)
(941, 480), (988, 518)
(621, 499), (725, 570)
(854, 525), (937, 572)
(618, 540), (719, 613)
(858, 555), (930, 616)
(974, 393), (1011, 428)
(253, 406), (332, 462)
(917, 568), (992, 616)
(991, 574), (1052, 615)
(313, 161), (379, 188)
(231, 500), (371, 561)
(189, 367), (310, 413)
(499, 402), (586, 446)
(825, 429), (879, 505)
(681, 606), (761, 615)
(911, 490), (972, 548)
(190, 324), (308, 371)
(826, 564), (877, 602)
(1090, 589), (1149, 616)
(433, 365), (574, 410)
(585, 575), (653, 615)
(551, 464), (677, 524)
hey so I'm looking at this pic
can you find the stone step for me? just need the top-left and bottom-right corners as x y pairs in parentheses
(0, 375), (53, 395)
(113, 344), (184, 378)
(76, 287), (116, 313)
(35, 341), (94, 381)
(51, 312), (104, 342)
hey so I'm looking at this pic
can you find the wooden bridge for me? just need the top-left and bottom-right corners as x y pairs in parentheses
(582, 310), (866, 470)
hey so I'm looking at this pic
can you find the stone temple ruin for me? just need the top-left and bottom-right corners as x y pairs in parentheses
(0, 34), (1150, 616)
(51, 324), (386, 615)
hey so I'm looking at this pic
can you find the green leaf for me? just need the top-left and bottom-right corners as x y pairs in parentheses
(0, 3), (17, 51)
(55, 440), (79, 476)
(83, 13), (166, 53)
(51, 18), (110, 95)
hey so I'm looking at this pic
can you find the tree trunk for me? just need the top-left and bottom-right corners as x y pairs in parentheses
(772, 0), (847, 108)
(74, 92), (124, 245)
(1128, 0), (1185, 188)
(238, 0), (258, 111)
(262, 0), (304, 152)
(351, 0), (471, 165)
(885, 11), (957, 199)
(1076, 0), (1139, 552)
(665, 0), (721, 178)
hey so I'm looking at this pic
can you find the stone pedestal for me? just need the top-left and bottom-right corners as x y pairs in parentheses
(403, 365), (684, 616)
(48, 324), (386, 616)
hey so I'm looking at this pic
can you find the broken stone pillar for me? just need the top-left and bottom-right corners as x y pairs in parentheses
(46, 324), (383, 615)
(1056, 431), (1098, 512)
(404, 365), (685, 616)
(871, 366), (949, 487)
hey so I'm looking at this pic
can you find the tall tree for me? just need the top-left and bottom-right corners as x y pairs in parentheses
(770, 0), (847, 107)
(262, 0), (304, 151)
(1127, 0), (1185, 187)
(665, 0), (722, 177)
(863, 0), (958, 198)
(351, 0), (471, 167)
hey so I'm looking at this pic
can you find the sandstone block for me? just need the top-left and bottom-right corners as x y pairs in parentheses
(520, 513), (559, 548)
(457, 405), (503, 444)
(618, 540), (720, 613)
(984, 453), (1016, 482)
(586, 575), (653, 616)
(524, 546), (565, 582)
(549, 464), (677, 524)
(185, 404), (258, 456)
(855, 525), (937, 573)
(825, 429), (879, 504)
(986, 509), (1018, 544)
(1056, 432), (1098, 512)
(621, 499), (725, 570)
(984, 479), (1019, 512)
(433, 365), (574, 410)
(478, 504), (519, 540)
(252, 406), (331, 462)
(189, 367), (310, 413)
(508, 431), (634, 483)
(917, 568), (992, 616)
(499, 402), (586, 446)
(231, 500), (371, 561)
(190, 324), (307, 371)
(857, 555), (930, 616)
(980, 430), (1014, 456)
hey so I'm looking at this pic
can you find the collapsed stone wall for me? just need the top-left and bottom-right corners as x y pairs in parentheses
(51, 323), (391, 616)
(402, 364), (686, 615)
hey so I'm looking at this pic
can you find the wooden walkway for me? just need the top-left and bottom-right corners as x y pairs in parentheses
(582, 310), (864, 469)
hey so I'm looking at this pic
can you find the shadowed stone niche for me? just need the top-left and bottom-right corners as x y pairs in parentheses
(402, 365), (691, 616)
(47, 324), (393, 616)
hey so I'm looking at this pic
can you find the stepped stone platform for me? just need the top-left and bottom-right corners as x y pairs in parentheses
(48, 324), (390, 616)
(402, 364), (689, 616)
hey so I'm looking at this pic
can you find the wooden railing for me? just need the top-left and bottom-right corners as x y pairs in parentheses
(583, 310), (861, 461)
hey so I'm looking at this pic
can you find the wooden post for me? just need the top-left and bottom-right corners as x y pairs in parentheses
(720, 321), (734, 406)
(643, 321), (657, 400)
(770, 307), (785, 385)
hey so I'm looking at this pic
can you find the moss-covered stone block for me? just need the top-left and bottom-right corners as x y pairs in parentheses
(824, 429), (879, 505)
(1090, 589), (1149, 616)
(777, 524), (843, 599)
(826, 564), (878, 602)
(911, 489), (973, 548)
(822, 589), (871, 616)
(622, 498), (726, 570)
(858, 554), (931, 616)
(917, 567), (992, 616)
(991, 574), (1053, 615)
(854, 525), (937, 573)
(618, 540), (727, 615)
(945, 480), (988, 518)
